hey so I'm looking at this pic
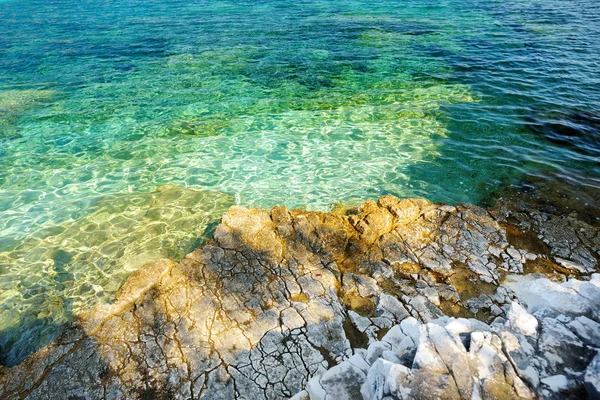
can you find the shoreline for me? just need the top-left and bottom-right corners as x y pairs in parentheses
(1, 189), (599, 399)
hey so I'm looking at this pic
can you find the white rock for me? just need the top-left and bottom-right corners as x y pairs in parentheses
(490, 304), (503, 316)
(590, 273), (600, 288)
(305, 376), (326, 400)
(297, 273), (600, 400)
(504, 274), (600, 317)
(555, 257), (588, 273)
(289, 390), (309, 400)
(507, 247), (521, 260)
(411, 328), (448, 374)
(421, 287), (440, 306)
(525, 253), (537, 261)
(361, 358), (410, 400)
(540, 374), (570, 392)
(378, 293), (410, 320)
(348, 353), (371, 374)
(314, 359), (367, 400)
(381, 325), (407, 349)
(361, 358), (390, 400)
(382, 350), (403, 364)
(398, 317), (421, 343)
(567, 316), (600, 345)
(366, 341), (392, 364)
(507, 302), (538, 336)
(469, 331), (501, 380)
(445, 318), (490, 335)
(348, 310), (372, 333)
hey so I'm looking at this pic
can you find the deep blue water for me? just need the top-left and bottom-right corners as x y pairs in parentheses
(0, 0), (599, 366)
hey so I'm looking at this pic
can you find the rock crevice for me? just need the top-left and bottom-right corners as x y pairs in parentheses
(1, 195), (599, 399)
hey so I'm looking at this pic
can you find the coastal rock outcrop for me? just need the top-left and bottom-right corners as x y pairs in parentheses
(0, 195), (598, 399)
(300, 275), (600, 400)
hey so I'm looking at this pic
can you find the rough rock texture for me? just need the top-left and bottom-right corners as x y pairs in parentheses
(1, 195), (599, 399)
(302, 276), (600, 400)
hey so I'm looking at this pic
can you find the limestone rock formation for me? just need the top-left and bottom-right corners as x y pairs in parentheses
(0, 195), (598, 399)
(301, 275), (600, 400)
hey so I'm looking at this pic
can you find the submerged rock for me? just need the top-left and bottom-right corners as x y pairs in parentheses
(526, 110), (600, 157)
(0, 195), (598, 399)
(0, 89), (55, 137)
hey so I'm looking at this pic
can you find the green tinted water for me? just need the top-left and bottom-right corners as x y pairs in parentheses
(1, 0), (599, 365)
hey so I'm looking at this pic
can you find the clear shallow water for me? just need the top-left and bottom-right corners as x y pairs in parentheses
(1, 0), (599, 366)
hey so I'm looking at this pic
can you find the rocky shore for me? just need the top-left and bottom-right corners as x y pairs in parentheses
(1, 193), (599, 399)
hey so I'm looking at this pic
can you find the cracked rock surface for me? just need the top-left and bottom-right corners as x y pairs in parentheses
(0, 195), (598, 399)
(301, 276), (600, 400)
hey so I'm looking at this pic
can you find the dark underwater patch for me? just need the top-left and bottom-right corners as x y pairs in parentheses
(526, 111), (600, 156)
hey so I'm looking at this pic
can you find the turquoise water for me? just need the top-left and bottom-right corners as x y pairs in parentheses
(1, 0), (599, 366)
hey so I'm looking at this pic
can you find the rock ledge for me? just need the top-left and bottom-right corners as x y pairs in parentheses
(1, 195), (599, 399)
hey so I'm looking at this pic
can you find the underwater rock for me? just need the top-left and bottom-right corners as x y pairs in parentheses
(163, 116), (232, 137)
(0, 90), (55, 118)
(0, 194), (598, 399)
(0, 89), (55, 138)
(526, 110), (600, 157)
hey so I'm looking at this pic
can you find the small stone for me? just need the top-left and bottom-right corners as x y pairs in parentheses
(490, 304), (503, 316)
(555, 257), (588, 274)
(289, 390), (309, 400)
(507, 247), (521, 260)
(525, 253), (537, 261)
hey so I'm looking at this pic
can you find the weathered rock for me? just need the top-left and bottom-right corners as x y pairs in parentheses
(355, 310), (535, 400)
(317, 295), (599, 400)
(1, 194), (599, 399)
(491, 194), (600, 276)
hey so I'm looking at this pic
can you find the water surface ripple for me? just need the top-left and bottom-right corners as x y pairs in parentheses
(0, 0), (599, 366)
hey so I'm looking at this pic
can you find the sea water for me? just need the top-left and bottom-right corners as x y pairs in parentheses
(0, 0), (599, 366)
